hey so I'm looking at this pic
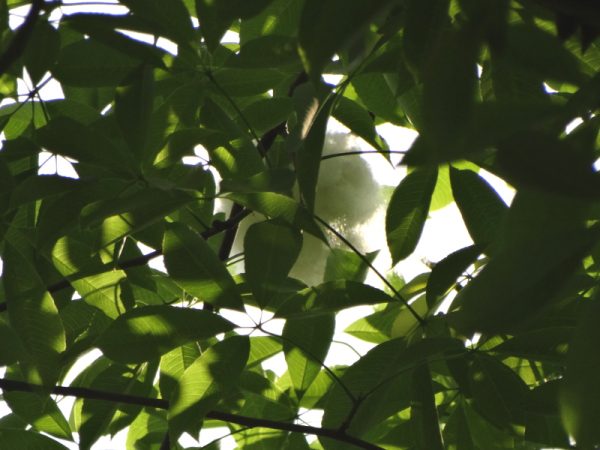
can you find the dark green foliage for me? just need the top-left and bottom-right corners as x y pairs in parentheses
(0, 1), (599, 449)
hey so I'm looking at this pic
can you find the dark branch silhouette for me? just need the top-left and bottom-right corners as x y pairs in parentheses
(0, 377), (384, 450)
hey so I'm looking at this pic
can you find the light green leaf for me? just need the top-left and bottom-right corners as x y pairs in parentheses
(3, 238), (66, 385)
(168, 335), (250, 438)
(163, 222), (244, 311)
(78, 362), (156, 450)
(96, 305), (235, 363)
(332, 96), (386, 151)
(51, 235), (127, 319)
(283, 314), (334, 396)
(126, 409), (167, 450)
(386, 167), (437, 265)
(4, 390), (72, 441)
(159, 342), (201, 399)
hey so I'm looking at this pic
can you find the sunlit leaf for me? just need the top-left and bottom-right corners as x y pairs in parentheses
(96, 305), (235, 363)
(168, 335), (249, 438)
(163, 222), (244, 311)
(283, 314), (334, 397)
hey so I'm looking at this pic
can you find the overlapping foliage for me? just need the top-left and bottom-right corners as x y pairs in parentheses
(0, 0), (599, 449)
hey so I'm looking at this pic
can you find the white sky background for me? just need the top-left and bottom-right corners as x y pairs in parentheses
(0, 2), (518, 449)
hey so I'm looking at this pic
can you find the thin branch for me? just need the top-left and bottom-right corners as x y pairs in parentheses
(0, 208), (251, 313)
(0, 377), (384, 450)
(321, 150), (408, 161)
(0, 0), (44, 76)
(314, 215), (426, 326)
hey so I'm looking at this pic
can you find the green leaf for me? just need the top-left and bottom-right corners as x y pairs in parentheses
(51, 235), (128, 319)
(126, 409), (167, 450)
(469, 354), (529, 429)
(235, 35), (300, 68)
(443, 402), (476, 450)
(332, 96), (386, 151)
(244, 220), (302, 308)
(96, 305), (235, 363)
(298, 0), (392, 79)
(492, 327), (572, 363)
(9, 175), (81, 210)
(163, 222), (244, 311)
(0, 429), (69, 449)
(0, 315), (24, 365)
(351, 73), (409, 125)
(276, 280), (394, 318)
(211, 68), (288, 97)
(283, 314), (334, 396)
(505, 23), (587, 85)
(426, 245), (482, 308)
(36, 117), (136, 174)
(449, 167), (508, 247)
(3, 390), (72, 441)
(561, 296), (600, 447)
(386, 167), (437, 265)
(421, 28), (479, 150)
(23, 20), (60, 84)
(294, 85), (333, 212)
(324, 248), (377, 283)
(495, 131), (600, 199)
(453, 190), (595, 334)
(53, 38), (146, 87)
(227, 191), (326, 241)
(195, 0), (276, 50)
(402, 0), (450, 74)
(248, 336), (282, 367)
(78, 362), (156, 450)
(159, 342), (201, 400)
(168, 335), (250, 438)
(410, 363), (444, 450)
(322, 338), (464, 440)
(3, 237), (66, 385)
(114, 65), (155, 162)
(240, 97), (293, 136)
(122, 0), (195, 45)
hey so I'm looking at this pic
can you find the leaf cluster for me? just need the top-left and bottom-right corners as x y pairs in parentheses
(0, 0), (599, 449)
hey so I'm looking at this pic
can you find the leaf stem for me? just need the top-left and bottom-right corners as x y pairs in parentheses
(314, 215), (426, 326)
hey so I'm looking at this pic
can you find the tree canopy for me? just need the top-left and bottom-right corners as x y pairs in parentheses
(0, 0), (599, 449)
